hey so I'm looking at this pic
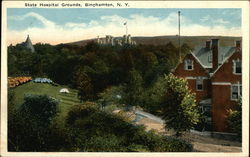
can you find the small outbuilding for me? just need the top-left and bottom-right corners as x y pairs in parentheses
(60, 88), (70, 94)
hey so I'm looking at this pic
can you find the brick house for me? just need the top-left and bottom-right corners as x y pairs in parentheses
(173, 39), (242, 132)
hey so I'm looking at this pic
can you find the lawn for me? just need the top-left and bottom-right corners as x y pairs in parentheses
(9, 81), (81, 120)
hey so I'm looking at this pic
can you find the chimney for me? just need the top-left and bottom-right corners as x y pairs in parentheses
(236, 40), (241, 51)
(205, 40), (211, 49)
(212, 39), (219, 71)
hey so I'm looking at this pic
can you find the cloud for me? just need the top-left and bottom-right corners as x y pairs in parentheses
(222, 10), (241, 16)
(65, 22), (86, 28)
(200, 15), (230, 25)
(24, 12), (55, 28)
(89, 20), (99, 26)
(200, 15), (210, 22)
(214, 18), (230, 24)
(7, 12), (241, 45)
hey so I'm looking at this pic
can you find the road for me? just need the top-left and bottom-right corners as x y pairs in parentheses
(131, 109), (242, 152)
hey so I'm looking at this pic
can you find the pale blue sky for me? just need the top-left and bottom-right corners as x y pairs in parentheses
(8, 8), (241, 30)
(7, 8), (241, 44)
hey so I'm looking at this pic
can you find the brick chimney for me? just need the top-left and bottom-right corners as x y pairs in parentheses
(236, 40), (241, 51)
(212, 39), (219, 71)
(205, 40), (211, 50)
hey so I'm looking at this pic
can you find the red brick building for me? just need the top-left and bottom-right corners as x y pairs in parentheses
(173, 39), (242, 132)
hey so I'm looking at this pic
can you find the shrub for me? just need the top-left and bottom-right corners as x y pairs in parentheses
(227, 98), (242, 139)
(162, 136), (193, 152)
(8, 94), (64, 151)
(66, 101), (98, 125)
(161, 74), (200, 136)
(20, 94), (59, 127)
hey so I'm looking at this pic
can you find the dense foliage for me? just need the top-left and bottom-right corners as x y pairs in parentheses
(8, 94), (67, 151)
(8, 95), (193, 152)
(8, 42), (191, 100)
(8, 41), (198, 151)
(99, 74), (201, 136)
(160, 74), (200, 136)
(227, 98), (242, 139)
(65, 102), (193, 152)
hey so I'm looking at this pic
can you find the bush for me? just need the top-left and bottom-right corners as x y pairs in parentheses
(20, 94), (59, 127)
(227, 98), (242, 139)
(66, 101), (98, 125)
(162, 136), (193, 152)
(81, 134), (125, 152)
(8, 94), (66, 151)
(66, 103), (193, 152)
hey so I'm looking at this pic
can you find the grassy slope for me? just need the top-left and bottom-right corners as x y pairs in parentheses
(10, 81), (81, 119)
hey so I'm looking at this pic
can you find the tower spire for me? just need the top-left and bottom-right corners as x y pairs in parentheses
(24, 34), (35, 52)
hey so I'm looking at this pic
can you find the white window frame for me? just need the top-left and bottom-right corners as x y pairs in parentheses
(232, 59), (242, 75)
(184, 59), (193, 70)
(231, 83), (242, 101)
(196, 77), (203, 91)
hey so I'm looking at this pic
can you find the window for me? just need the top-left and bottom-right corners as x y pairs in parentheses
(208, 53), (212, 63)
(196, 78), (203, 91)
(233, 60), (241, 74)
(231, 84), (242, 100)
(185, 59), (193, 70)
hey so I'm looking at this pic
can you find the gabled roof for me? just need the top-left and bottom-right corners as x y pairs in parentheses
(211, 49), (241, 77)
(173, 41), (239, 76)
(192, 45), (236, 68)
(172, 51), (209, 75)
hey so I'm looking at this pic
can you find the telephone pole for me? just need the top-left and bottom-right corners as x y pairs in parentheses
(124, 21), (128, 36)
(178, 11), (181, 63)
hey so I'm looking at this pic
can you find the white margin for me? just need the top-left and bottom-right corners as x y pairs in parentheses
(1, 1), (249, 157)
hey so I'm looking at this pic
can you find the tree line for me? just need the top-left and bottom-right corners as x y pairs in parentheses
(8, 41), (204, 148)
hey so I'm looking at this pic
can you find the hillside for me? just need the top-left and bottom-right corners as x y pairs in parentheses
(10, 82), (80, 119)
(67, 35), (242, 48)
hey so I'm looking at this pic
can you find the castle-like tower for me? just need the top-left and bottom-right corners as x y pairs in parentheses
(96, 34), (136, 46)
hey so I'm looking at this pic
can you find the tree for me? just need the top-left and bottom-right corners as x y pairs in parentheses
(98, 85), (125, 106)
(65, 102), (193, 152)
(227, 98), (242, 139)
(123, 69), (144, 109)
(20, 95), (59, 127)
(141, 76), (166, 114)
(160, 74), (200, 136)
(8, 94), (64, 151)
(73, 68), (94, 102)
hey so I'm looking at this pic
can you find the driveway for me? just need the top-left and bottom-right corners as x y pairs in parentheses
(132, 109), (242, 152)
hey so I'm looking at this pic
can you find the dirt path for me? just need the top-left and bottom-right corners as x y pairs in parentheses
(180, 132), (241, 152)
(135, 117), (242, 152)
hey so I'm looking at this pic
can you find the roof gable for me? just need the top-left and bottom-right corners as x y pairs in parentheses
(211, 50), (241, 77)
(173, 52), (209, 77)
(192, 45), (236, 68)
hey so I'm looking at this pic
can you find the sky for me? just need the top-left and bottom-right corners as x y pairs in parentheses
(7, 8), (241, 45)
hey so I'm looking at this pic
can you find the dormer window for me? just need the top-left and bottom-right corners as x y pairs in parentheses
(184, 59), (193, 70)
(233, 59), (241, 74)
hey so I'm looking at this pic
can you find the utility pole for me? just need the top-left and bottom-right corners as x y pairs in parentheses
(178, 11), (181, 63)
(124, 21), (128, 36)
